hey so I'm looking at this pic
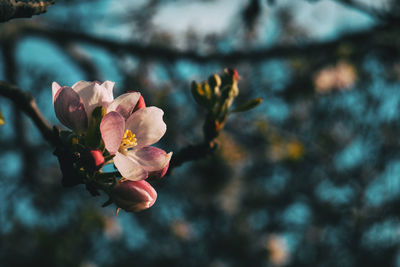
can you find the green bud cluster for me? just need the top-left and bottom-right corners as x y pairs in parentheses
(191, 68), (262, 139)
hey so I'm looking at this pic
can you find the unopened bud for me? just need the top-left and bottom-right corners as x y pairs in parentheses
(226, 68), (240, 81)
(191, 81), (213, 109)
(111, 180), (157, 212)
(148, 163), (169, 180)
(208, 73), (221, 88)
(126, 91), (146, 113)
(132, 93), (146, 113)
(80, 148), (105, 173)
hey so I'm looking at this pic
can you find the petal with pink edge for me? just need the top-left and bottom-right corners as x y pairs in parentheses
(114, 152), (148, 181)
(107, 92), (140, 120)
(127, 146), (172, 172)
(100, 111), (125, 154)
(52, 82), (61, 103)
(125, 107), (166, 147)
(54, 86), (88, 132)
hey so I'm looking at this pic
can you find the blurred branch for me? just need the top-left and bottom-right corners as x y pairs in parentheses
(167, 135), (217, 174)
(333, 0), (382, 19)
(13, 23), (400, 64)
(60, 43), (100, 81)
(0, 0), (54, 22)
(0, 81), (55, 144)
(166, 105), (220, 174)
(242, 0), (261, 33)
(0, 81), (85, 187)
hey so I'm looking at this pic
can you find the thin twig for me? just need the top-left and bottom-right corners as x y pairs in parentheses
(167, 114), (220, 175)
(167, 141), (217, 172)
(0, 81), (55, 145)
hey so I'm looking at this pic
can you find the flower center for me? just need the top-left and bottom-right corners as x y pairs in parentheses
(120, 130), (137, 150)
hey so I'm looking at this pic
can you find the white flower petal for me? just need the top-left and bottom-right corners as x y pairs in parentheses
(71, 80), (92, 91)
(127, 146), (172, 172)
(114, 152), (148, 181)
(101, 81), (115, 103)
(107, 92), (140, 120)
(125, 107), (166, 147)
(72, 81), (113, 120)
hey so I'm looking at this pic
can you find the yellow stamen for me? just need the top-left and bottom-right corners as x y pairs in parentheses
(120, 129), (137, 149)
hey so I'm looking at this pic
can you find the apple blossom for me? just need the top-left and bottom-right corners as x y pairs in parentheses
(100, 92), (172, 181)
(52, 80), (171, 212)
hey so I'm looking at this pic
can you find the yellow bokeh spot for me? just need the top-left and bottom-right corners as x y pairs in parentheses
(286, 141), (304, 160)
(0, 110), (4, 126)
(120, 130), (137, 149)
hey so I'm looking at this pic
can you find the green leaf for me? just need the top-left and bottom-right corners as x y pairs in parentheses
(85, 106), (106, 148)
(231, 98), (263, 113)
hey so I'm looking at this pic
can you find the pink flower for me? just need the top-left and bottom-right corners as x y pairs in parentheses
(111, 180), (157, 212)
(52, 80), (171, 182)
(100, 91), (172, 181)
(52, 81), (114, 133)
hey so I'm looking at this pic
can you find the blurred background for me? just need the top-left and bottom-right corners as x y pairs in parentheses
(1, 0), (400, 266)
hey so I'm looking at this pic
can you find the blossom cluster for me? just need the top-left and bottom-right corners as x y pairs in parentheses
(52, 81), (171, 213)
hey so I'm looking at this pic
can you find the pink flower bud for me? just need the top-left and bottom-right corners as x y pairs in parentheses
(232, 69), (240, 81)
(134, 95), (146, 111)
(126, 90), (146, 113)
(80, 149), (105, 173)
(148, 162), (169, 180)
(226, 68), (240, 81)
(90, 149), (105, 168)
(111, 180), (157, 212)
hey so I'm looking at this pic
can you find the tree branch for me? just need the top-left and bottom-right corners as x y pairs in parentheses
(59, 43), (100, 81)
(168, 141), (217, 174)
(11, 22), (400, 64)
(0, 0), (54, 22)
(0, 81), (55, 145)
